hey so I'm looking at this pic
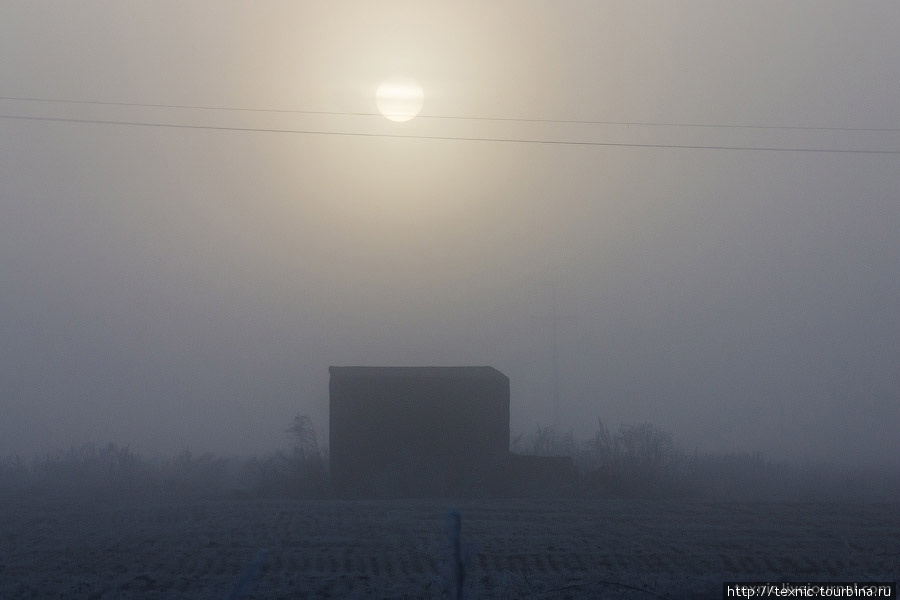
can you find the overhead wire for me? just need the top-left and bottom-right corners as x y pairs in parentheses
(2, 112), (898, 155)
(1, 95), (899, 155)
(2, 94), (898, 133)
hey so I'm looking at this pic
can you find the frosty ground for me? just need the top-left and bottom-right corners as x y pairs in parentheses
(1, 496), (897, 599)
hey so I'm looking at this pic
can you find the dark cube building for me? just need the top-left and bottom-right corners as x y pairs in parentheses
(329, 366), (510, 497)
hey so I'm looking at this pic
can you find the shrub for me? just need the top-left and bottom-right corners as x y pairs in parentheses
(26, 443), (151, 500)
(511, 418), (898, 501)
(284, 414), (328, 496)
(511, 424), (576, 458)
(0, 415), (332, 501)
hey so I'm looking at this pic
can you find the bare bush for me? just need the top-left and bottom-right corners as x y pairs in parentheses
(24, 443), (151, 500)
(284, 413), (328, 496)
(615, 422), (676, 472)
(580, 418), (614, 466)
(286, 414), (323, 462)
(0, 416), (332, 501)
(511, 424), (576, 457)
(159, 449), (239, 497)
(508, 418), (898, 501)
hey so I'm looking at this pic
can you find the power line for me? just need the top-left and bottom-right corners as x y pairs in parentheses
(0, 95), (353, 117)
(2, 94), (899, 133)
(2, 113), (899, 155)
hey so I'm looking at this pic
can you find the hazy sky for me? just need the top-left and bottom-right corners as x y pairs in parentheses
(1, 1), (898, 466)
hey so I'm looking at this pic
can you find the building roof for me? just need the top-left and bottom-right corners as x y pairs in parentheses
(329, 366), (509, 383)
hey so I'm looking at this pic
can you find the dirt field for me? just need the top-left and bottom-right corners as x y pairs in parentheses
(1, 496), (897, 599)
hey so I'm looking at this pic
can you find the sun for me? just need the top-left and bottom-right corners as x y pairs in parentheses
(375, 77), (424, 122)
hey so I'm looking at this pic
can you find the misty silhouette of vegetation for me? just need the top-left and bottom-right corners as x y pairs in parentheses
(510, 419), (899, 502)
(0, 415), (896, 502)
(0, 442), (159, 501)
(0, 414), (329, 502)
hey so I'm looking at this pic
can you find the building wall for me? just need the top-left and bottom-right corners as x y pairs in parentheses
(329, 366), (510, 497)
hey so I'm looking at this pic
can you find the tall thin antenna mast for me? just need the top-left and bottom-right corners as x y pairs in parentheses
(535, 280), (571, 430)
(549, 282), (561, 430)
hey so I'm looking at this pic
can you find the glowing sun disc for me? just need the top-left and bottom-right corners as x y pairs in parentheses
(376, 77), (424, 122)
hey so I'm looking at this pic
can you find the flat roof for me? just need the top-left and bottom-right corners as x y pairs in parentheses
(329, 366), (509, 383)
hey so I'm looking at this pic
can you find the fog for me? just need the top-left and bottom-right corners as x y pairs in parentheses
(1, 1), (898, 468)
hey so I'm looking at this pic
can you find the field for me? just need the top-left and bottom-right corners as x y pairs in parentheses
(1, 496), (897, 599)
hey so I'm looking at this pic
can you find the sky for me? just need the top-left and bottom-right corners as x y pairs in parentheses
(1, 1), (898, 467)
